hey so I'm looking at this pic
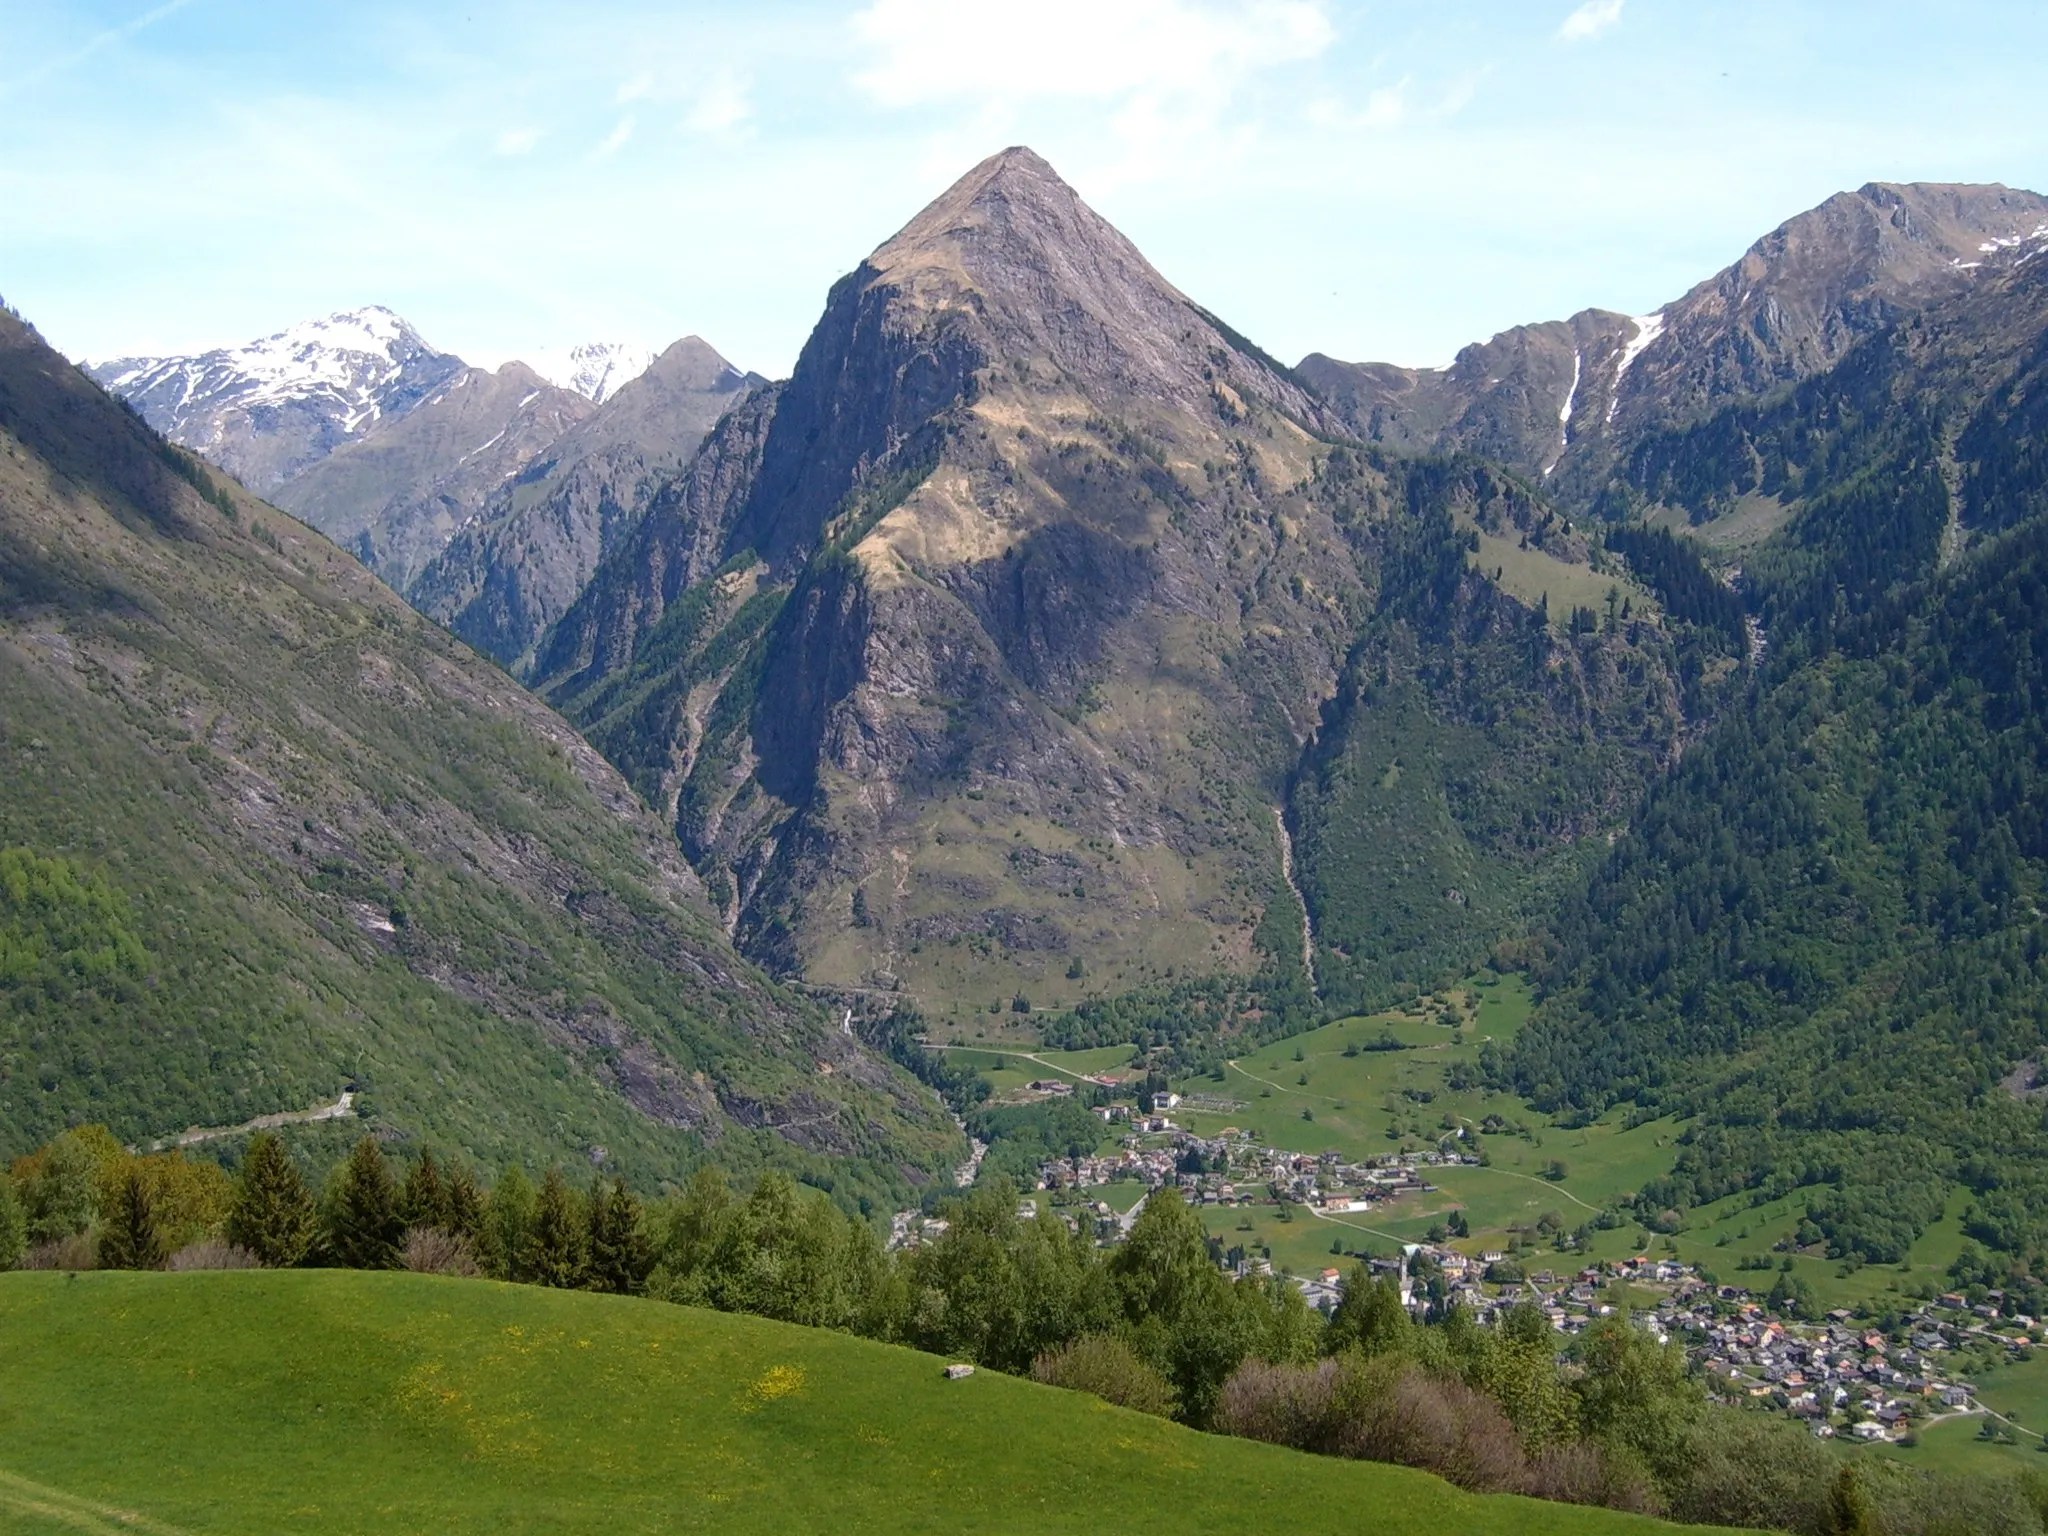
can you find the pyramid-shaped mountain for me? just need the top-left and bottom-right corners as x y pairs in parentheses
(537, 148), (1691, 1015)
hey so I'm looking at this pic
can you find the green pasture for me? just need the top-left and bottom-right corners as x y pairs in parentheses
(0, 1271), (1704, 1536)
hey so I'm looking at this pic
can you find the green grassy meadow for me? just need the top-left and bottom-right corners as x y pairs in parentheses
(0, 1271), (1707, 1536)
(939, 1043), (1138, 1097)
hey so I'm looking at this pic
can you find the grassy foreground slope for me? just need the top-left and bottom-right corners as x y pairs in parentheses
(0, 1271), (1701, 1536)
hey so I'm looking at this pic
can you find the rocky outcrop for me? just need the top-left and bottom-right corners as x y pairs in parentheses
(537, 148), (1668, 1012)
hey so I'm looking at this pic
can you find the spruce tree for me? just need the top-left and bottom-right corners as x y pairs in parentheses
(444, 1161), (484, 1244)
(97, 1166), (165, 1271)
(586, 1177), (650, 1295)
(530, 1167), (587, 1288)
(227, 1132), (316, 1267)
(327, 1135), (402, 1269)
(399, 1148), (451, 1233)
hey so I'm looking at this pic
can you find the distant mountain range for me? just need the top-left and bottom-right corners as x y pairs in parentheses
(1302, 182), (2048, 500)
(88, 310), (760, 655)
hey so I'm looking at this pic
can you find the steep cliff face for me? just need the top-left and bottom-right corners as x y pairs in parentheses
(539, 148), (1686, 1012)
(411, 338), (762, 668)
(533, 382), (784, 692)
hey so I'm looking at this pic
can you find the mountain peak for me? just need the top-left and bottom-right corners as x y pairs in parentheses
(869, 144), (1160, 297)
(86, 308), (466, 494)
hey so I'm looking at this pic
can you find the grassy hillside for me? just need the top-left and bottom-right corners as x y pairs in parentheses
(0, 307), (959, 1202)
(0, 1270), (1701, 1536)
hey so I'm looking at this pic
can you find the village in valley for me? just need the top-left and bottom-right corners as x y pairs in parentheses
(900, 976), (2048, 1453)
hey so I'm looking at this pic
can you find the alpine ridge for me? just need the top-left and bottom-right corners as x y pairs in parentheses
(1302, 181), (2048, 501)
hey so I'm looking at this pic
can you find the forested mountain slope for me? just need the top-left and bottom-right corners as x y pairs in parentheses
(532, 149), (1725, 1023)
(1501, 238), (2048, 1275)
(0, 303), (960, 1203)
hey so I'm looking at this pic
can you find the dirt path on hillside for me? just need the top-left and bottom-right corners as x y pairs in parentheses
(149, 1089), (355, 1152)
(0, 1467), (191, 1536)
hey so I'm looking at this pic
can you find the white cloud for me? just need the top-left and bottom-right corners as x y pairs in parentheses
(850, 0), (1334, 110)
(615, 73), (653, 105)
(595, 117), (634, 157)
(1308, 81), (1411, 132)
(1557, 0), (1624, 42)
(494, 127), (541, 156)
(1305, 70), (1482, 134)
(686, 71), (753, 138)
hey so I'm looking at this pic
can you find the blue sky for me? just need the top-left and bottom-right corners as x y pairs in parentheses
(3, 0), (2045, 375)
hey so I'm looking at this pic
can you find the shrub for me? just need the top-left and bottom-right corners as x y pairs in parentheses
(1351, 1365), (1530, 1495)
(21, 1233), (95, 1271)
(1031, 1334), (1177, 1418)
(1214, 1356), (1341, 1449)
(168, 1239), (260, 1271)
(402, 1226), (481, 1277)
(1526, 1441), (1658, 1515)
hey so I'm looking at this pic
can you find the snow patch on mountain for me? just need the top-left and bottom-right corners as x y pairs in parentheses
(1606, 311), (1666, 424)
(1546, 349), (1582, 477)
(521, 342), (655, 404)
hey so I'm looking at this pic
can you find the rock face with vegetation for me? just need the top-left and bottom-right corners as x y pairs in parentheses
(411, 336), (762, 670)
(0, 304), (961, 1203)
(533, 148), (1704, 1021)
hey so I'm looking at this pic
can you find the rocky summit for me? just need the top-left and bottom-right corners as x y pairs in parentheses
(412, 336), (763, 670)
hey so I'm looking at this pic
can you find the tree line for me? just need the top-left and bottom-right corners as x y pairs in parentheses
(11, 1125), (2048, 1534)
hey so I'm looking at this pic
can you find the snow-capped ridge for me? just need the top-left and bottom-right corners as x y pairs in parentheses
(520, 342), (656, 404)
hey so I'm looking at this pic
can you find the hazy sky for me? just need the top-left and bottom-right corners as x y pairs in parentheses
(4, 1), (2045, 375)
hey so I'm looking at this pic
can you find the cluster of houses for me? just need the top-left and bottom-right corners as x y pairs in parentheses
(895, 1088), (2039, 1444)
